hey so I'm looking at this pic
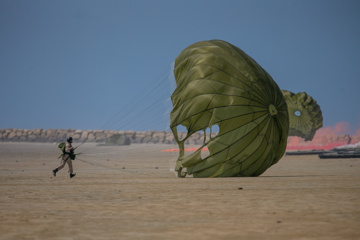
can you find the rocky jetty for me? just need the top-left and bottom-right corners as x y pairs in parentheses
(0, 128), (206, 145)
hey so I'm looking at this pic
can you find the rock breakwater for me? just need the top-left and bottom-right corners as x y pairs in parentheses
(0, 129), (205, 145)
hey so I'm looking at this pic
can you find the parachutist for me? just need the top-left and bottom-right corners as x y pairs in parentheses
(52, 137), (76, 178)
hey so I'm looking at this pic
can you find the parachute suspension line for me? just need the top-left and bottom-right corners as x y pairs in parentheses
(74, 141), (86, 149)
(111, 75), (169, 129)
(169, 61), (176, 93)
(127, 63), (175, 132)
(164, 61), (176, 132)
(137, 63), (175, 132)
(101, 67), (172, 131)
(74, 64), (174, 157)
(75, 156), (142, 174)
(99, 65), (172, 131)
(100, 67), (168, 130)
(113, 86), (169, 131)
(118, 107), (166, 132)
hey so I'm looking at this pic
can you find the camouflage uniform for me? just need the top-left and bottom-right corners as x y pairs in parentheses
(53, 142), (75, 177)
(57, 142), (74, 173)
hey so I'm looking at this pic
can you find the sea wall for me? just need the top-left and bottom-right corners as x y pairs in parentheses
(0, 129), (205, 145)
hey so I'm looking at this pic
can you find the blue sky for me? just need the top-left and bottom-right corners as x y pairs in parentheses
(1, 0), (359, 133)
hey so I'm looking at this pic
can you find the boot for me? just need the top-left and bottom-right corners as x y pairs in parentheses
(70, 173), (76, 178)
(52, 169), (58, 177)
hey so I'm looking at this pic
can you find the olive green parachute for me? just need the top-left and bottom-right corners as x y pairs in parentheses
(170, 40), (289, 178)
(281, 90), (323, 141)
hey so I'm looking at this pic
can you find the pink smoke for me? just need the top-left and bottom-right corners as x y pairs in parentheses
(162, 122), (360, 152)
(286, 121), (360, 150)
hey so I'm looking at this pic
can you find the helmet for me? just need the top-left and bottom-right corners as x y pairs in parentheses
(67, 137), (73, 142)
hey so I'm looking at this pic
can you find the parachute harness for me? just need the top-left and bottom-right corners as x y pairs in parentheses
(57, 142), (83, 161)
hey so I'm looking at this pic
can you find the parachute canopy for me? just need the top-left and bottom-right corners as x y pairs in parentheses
(170, 40), (289, 178)
(281, 90), (323, 141)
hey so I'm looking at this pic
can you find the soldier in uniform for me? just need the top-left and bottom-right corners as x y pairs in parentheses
(52, 137), (76, 178)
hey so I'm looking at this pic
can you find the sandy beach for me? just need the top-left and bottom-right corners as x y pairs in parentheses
(0, 142), (359, 240)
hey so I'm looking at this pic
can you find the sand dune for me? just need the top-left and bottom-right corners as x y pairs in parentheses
(0, 142), (359, 240)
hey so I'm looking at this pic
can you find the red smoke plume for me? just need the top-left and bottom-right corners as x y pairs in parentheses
(162, 122), (360, 152)
(286, 121), (360, 150)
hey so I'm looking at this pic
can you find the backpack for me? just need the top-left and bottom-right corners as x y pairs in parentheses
(58, 142), (66, 154)
(58, 142), (65, 159)
(57, 142), (77, 160)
